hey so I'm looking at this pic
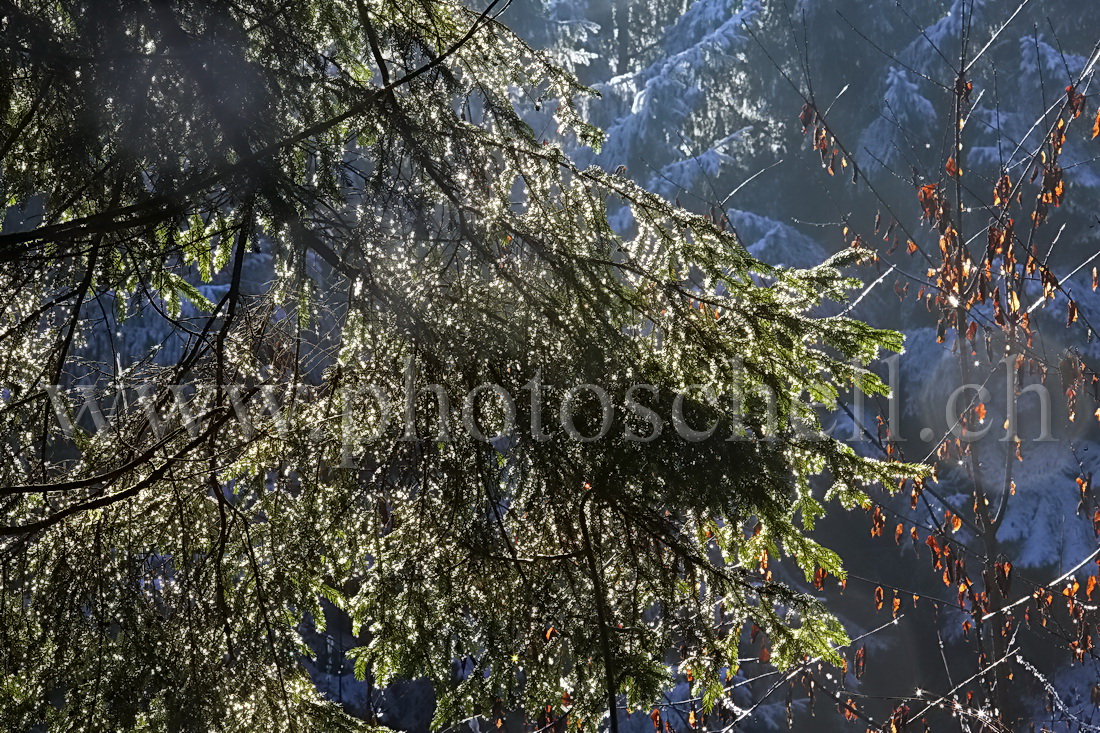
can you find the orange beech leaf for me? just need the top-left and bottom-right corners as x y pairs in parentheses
(799, 103), (816, 132)
(993, 174), (1012, 206)
(870, 506), (885, 537)
(918, 183), (940, 221)
(1068, 86), (1087, 117)
(874, 586), (884, 611)
(926, 535), (942, 569)
(995, 562), (1013, 596)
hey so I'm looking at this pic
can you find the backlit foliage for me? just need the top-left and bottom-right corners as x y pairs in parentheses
(0, 1), (912, 729)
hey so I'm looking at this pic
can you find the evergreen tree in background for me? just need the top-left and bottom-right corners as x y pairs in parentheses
(0, 1), (912, 730)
